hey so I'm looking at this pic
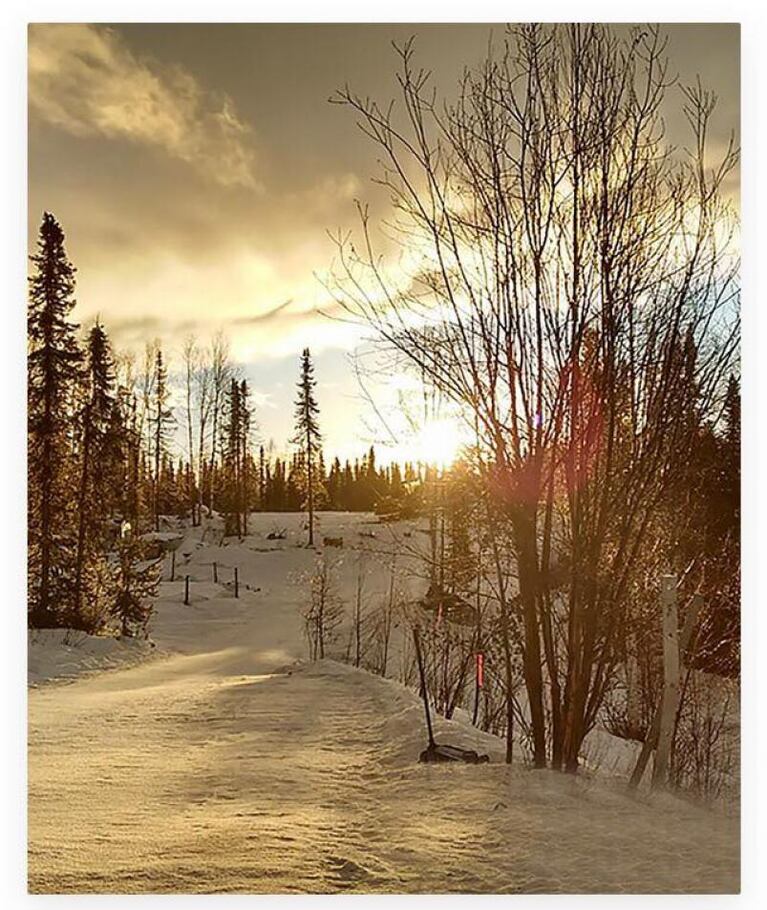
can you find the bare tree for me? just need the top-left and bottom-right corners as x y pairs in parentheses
(194, 343), (214, 522)
(208, 331), (234, 514)
(330, 25), (739, 770)
(181, 335), (200, 524)
(303, 555), (344, 660)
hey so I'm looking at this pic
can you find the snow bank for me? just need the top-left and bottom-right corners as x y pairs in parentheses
(28, 629), (158, 687)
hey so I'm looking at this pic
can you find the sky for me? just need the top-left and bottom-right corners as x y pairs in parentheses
(28, 23), (740, 460)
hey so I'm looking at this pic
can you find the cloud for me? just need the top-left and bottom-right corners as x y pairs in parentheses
(229, 299), (295, 326)
(28, 24), (259, 189)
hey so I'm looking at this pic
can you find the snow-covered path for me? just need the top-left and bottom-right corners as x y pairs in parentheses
(28, 514), (739, 894)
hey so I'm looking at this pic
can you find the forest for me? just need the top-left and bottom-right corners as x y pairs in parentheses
(27, 210), (429, 635)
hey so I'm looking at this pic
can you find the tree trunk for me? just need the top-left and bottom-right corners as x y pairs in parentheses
(73, 413), (92, 623)
(307, 431), (314, 546)
(512, 506), (547, 769)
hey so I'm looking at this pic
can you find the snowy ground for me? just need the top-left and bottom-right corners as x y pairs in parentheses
(27, 512), (740, 894)
(28, 628), (161, 687)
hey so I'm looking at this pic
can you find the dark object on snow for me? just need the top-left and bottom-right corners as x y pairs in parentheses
(267, 529), (287, 540)
(323, 536), (344, 548)
(412, 626), (490, 765)
(419, 743), (489, 764)
(419, 583), (477, 627)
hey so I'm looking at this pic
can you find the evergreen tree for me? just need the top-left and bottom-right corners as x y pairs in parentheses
(240, 380), (253, 533)
(327, 456), (342, 509)
(72, 322), (121, 628)
(223, 378), (253, 535)
(112, 528), (159, 638)
(28, 212), (83, 627)
(291, 348), (322, 544)
(270, 458), (287, 510)
(258, 445), (267, 510)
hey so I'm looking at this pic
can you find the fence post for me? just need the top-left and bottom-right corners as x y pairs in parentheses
(170, 550), (175, 582)
(652, 574), (680, 789)
(213, 562), (218, 584)
(184, 575), (190, 606)
(234, 567), (239, 598)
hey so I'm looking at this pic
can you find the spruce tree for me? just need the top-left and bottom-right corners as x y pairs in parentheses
(258, 445), (267, 510)
(72, 322), (121, 629)
(291, 348), (322, 545)
(113, 528), (159, 638)
(28, 212), (83, 627)
(223, 378), (253, 536)
(240, 380), (252, 534)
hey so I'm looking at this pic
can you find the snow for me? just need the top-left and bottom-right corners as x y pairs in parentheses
(141, 530), (184, 545)
(28, 628), (159, 687)
(28, 512), (740, 894)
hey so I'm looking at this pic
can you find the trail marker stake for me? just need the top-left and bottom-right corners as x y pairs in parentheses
(234, 567), (239, 598)
(184, 575), (190, 606)
(652, 574), (680, 789)
(629, 592), (703, 789)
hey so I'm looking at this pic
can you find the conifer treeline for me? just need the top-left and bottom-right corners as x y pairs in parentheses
(28, 213), (158, 633)
(27, 213), (419, 631)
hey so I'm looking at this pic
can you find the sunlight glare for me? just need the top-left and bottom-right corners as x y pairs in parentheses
(412, 418), (464, 468)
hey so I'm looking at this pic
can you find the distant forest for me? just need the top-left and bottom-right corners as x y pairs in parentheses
(27, 212), (418, 633)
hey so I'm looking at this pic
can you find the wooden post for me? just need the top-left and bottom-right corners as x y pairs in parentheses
(213, 562), (218, 584)
(170, 550), (175, 582)
(629, 593), (703, 789)
(234, 567), (239, 598)
(184, 575), (190, 606)
(652, 574), (679, 789)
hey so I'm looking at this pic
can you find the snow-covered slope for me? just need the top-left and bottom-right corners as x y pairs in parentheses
(27, 512), (740, 894)
(28, 628), (160, 686)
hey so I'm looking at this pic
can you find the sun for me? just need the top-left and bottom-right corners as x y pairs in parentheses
(411, 418), (464, 468)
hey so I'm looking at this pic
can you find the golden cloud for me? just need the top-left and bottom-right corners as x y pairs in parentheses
(28, 24), (259, 189)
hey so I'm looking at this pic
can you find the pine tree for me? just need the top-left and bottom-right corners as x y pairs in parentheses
(240, 380), (252, 534)
(112, 529), (159, 638)
(72, 322), (121, 629)
(223, 378), (253, 535)
(258, 445), (267, 510)
(327, 456), (342, 509)
(292, 348), (322, 545)
(28, 213), (83, 627)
